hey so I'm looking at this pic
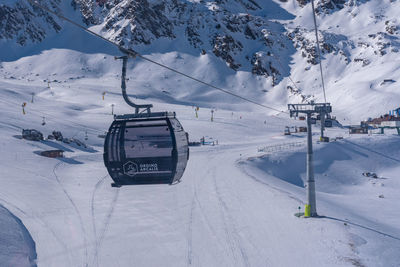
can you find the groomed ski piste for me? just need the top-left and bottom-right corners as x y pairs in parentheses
(0, 48), (400, 267)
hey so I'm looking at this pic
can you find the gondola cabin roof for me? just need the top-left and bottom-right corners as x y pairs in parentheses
(113, 111), (176, 121)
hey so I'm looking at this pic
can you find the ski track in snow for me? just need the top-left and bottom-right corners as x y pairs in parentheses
(192, 167), (223, 242)
(192, 180), (221, 243)
(187, 193), (194, 266)
(53, 161), (89, 267)
(211, 165), (251, 267)
(238, 162), (305, 206)
(94, 188), (119, 266)
(186, 149), (265, 267)
(90, 174), (119, 267)
(0, 120), (23, 131)
(188, 156), (236, 266)
(90, 175), (108, 267)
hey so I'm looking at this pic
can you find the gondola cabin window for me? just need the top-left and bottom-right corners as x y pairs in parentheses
(124, 121), (173, 158)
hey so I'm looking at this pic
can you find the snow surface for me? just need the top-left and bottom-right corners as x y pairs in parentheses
(0, 204), (37, 266)
(1, 61), (400, 266)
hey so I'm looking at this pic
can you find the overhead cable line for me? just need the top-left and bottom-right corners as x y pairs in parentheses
(27, 0), (288, 115)
(311, 0), (327, 103)
(134, 53), (287, 114)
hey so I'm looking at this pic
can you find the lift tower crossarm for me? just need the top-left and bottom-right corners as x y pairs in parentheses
(288, 102), (332, 118)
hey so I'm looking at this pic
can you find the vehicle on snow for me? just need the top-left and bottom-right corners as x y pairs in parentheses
(22, 129), (44, 141)
(52, 131), (63, 141)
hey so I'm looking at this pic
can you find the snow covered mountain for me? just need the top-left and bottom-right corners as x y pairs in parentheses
(1, 0), (296, 85)
(1, 0), (400, 119)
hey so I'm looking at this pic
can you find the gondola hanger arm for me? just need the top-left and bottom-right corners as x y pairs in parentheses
(115, 55), (153, 114)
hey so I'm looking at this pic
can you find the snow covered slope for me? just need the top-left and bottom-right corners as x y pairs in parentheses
(244, 134), (400, 267)
(1, 73), (399, 266)
(282, 0), (400, 121)
(1, 0), (296, 88)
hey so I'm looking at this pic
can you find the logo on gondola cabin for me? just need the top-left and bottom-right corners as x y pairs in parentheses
(123, 161), (138, 176)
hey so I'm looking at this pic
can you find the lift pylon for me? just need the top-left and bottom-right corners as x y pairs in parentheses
(288, 102), (332, 217)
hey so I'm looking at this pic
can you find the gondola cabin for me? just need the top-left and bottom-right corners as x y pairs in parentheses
(104, 112), (189, 186)
(324, 119), (333, 127)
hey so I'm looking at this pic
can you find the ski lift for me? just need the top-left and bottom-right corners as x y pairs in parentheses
(324, 114), (333, 128)
(284, 126), (291, 135)
(324, 119), (333, 127)
(104, 55), (189, 187)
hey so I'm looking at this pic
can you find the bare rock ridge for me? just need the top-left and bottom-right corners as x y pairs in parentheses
(0, 0), (62, 45)
(71, 0), (296, 85)
(0, 0), (399, 89)
(0, 0), (295, 85)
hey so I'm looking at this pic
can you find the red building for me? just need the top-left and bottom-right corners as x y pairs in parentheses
(40, 150), (64, 158)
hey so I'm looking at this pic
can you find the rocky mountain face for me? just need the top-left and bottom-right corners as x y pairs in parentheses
(69, 0), (296, 85)
(295, 0), (373, 13)
(0, 0), (62, 45)
(0, 0), (399, 94)
(288, 0), (399, 67)
(0, 0), (296, 86)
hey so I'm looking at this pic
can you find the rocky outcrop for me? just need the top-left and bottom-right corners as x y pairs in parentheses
(2, 0), (398, 90)
(296, 0), (369, 13)
(70, 0), (291, 84)
(213, 35), (243, 70)
(288, 27), (353, 65)
(0, 0), (61, 45)
(0, 0), (295, 86)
